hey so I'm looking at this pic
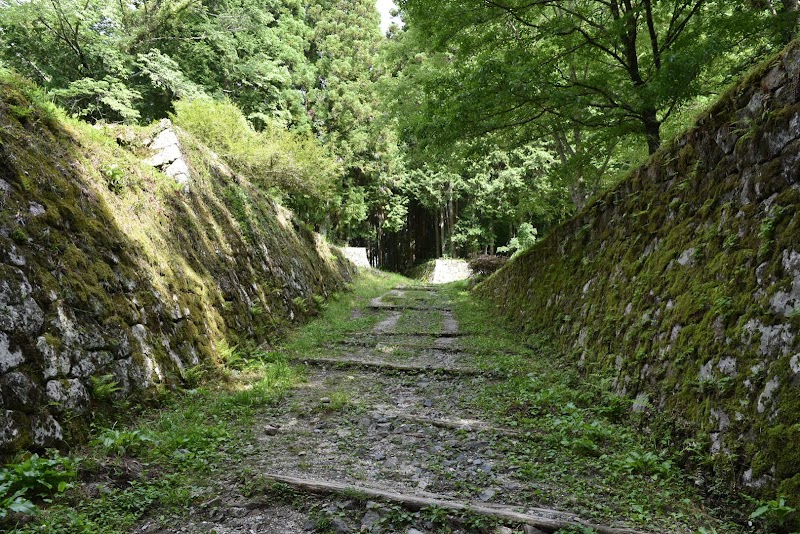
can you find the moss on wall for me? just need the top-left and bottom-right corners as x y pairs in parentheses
(0, 72), (354, 457)
(477, 41), (800, 505)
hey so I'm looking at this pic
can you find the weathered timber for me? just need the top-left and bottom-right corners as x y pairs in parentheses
(291, 356), (492, 376)
(258, 473), (649, 534)
(331, 340), (469, 353)
(378, 411), (525, 436)
(368, 304), (454, 311)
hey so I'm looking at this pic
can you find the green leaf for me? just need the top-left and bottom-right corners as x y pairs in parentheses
(749, 504), (771, 520)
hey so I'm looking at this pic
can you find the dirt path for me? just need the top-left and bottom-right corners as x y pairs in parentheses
(134, 286), (732, 534)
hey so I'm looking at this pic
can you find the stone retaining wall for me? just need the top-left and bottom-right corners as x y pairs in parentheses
(0, 81), (354, 456)
(478, 41), (800, 499)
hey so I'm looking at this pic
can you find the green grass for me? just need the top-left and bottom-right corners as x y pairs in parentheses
(440, 281), (747, 533)
(268, 270), (410, 358)
(6, 359), (299, 533)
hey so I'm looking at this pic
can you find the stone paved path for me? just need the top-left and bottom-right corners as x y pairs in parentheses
(134, 287), (695, 534)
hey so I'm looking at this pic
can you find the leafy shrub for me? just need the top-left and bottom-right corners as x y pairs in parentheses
(171, 98), (339, 200)
(0, 453), (76, 521)
(52, 75), (142, 124)
(217, 339), (245, 369)
(90, 428), (156, 456)
(617, 451), (674, 479)
(468, 255), (508, 277)
(101, 163), (126, 194)
(748, 496), (796, 532)
(497, 222), (538, 258)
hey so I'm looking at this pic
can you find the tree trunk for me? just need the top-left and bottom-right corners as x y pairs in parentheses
(784, 0), (799, 41)
(435, 210), (441, 259)
(643, 108), (661, 155)
(439, 209), (446, 258)
(446, 181), (455, 258)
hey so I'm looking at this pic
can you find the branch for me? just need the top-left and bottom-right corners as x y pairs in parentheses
(643, 0), (661, 70)
(660, 0), (706, 56)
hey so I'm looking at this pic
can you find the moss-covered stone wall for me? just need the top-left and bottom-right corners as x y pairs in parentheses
(477, 42), (800, 500)
(0, 76), (354, 457)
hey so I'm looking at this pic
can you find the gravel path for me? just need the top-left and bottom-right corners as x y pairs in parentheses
(135, 288), (652, 534)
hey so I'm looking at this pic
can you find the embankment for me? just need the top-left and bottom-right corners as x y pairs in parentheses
(0, 75), (354, 456)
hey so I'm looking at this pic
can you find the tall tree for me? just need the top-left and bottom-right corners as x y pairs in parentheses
(397, 0), (778, 155)
(305, 0), (404, 244)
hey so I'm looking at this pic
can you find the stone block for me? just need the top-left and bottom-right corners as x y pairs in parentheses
(0, 371), (41, 412)
(46, 379), (90, 414)
(0, 332), (24, 373)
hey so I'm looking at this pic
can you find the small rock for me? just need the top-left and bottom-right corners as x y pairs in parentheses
(264, 424), (279, 436)
(495, 527), (513, 534)
(28, 202), (46, 216)
(372, 451), (386, 461)
(229, 507), (248, 518)
(423, 399), (433, 407)
(303, 519), (317, 531)
(320, 396), (331, 404)
(407, 529), (424, 534)
(478, 488), (496, 502)
(330, 517), (351, 533)
(298, 451), (307, 457)
(360, 510), (381, 529)
(523, 526), (546, 534)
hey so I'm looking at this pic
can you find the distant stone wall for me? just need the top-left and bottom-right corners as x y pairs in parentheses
(478, 42), (800, 499)
(341, 247), (371, 269)
(431, 259), (472, 284)
(0, 81), (354, 456)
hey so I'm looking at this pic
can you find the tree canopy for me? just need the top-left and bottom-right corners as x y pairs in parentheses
(0, 0), (794, 269)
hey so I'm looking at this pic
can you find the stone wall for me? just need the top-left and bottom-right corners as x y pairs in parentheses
(478, 41), (800, 499)
(0, 78), (354, 456)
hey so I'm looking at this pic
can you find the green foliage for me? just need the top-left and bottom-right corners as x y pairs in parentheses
(398, 0), (778, 154)
(216, 340), (245, 370)
(90, 375), (121, 402)
(101, 164), (126, 194)
(497, 222), (538, 258)
(172, 98), (339, 201)
(90, 428), (156, 457)
(319, 391), (349, 412)
(0, 453), (76, 521)
(748, 496), (797, 532)
(52, 76), (142, 123)
(618, 451), (675, 480)
(556, 526), (598, 534)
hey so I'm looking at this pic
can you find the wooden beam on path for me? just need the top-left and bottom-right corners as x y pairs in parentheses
(332, 340), (470, 353)
(356, 331), (471, 338)
(291, 356), (493, 377)
(379, 411), (525, 437)
(259, 473), (649, 534)
(391, 286), (438, 291)
(367, 304), (453, 312)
